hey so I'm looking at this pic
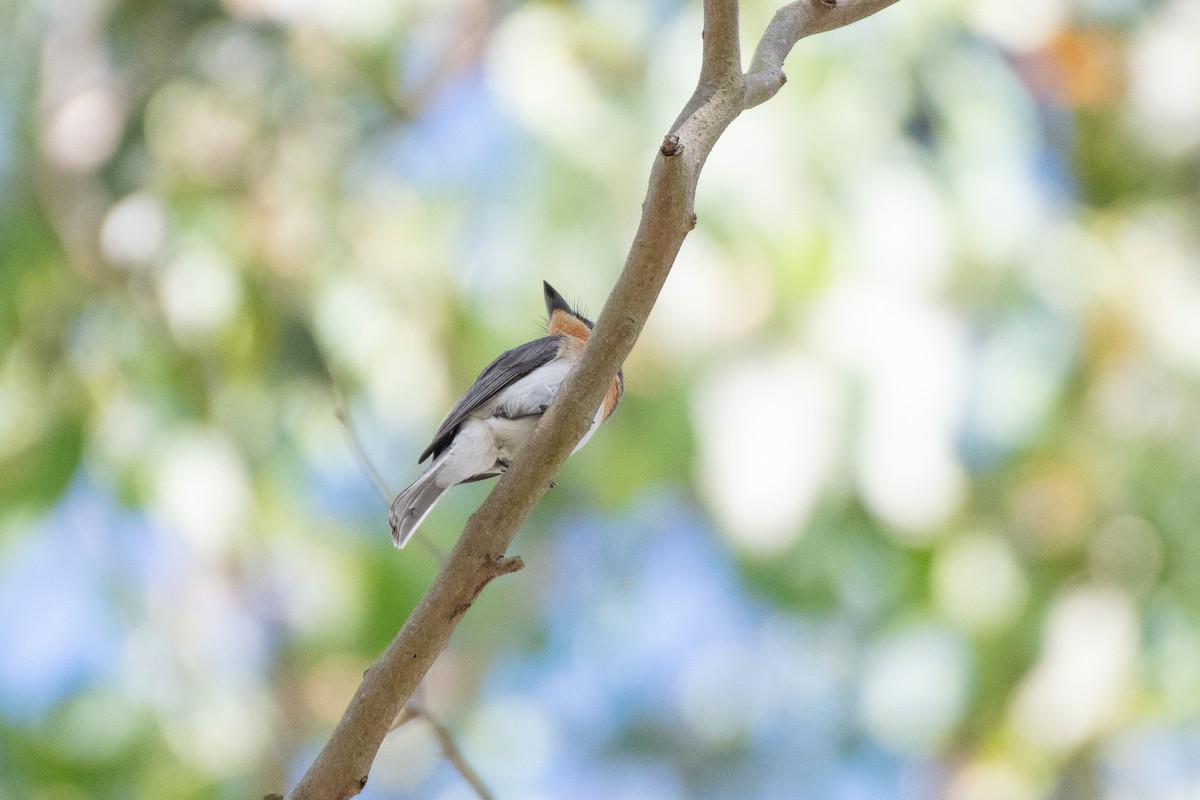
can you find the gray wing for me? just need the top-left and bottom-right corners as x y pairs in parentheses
(418, 335), (563, 463)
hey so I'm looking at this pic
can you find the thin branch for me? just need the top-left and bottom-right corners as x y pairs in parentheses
(333, 394), (393, 503)
(387, 686), (497, 800)
(699, 0), (742, 86)
(283, 1), (903, 798)
(421, 712), (496, 800)
(744, 0), (903, 108)
(394, 0), (494, 116)
(333, 391), (446, 564)
(672, 0), (744, 133)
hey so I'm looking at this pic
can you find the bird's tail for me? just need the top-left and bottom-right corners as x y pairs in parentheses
(389, 461), (448, 548)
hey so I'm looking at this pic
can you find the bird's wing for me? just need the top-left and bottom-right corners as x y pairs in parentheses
(418, 335), (563, 463)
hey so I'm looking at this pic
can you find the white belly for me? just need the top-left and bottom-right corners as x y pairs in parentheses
(435, 414), (540, 487)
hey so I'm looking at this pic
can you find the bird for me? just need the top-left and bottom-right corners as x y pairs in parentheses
(388, 281), (624, 548)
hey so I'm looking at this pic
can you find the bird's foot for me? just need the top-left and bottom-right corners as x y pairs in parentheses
(495, 408), (545, 421)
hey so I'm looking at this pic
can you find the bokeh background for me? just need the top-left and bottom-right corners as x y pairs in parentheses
(3, 0), (1200, 797)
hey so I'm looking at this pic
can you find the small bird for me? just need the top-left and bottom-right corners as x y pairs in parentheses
(389, 281), (623, 547)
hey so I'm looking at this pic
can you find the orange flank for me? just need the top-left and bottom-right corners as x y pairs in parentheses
(601, 371), (624, 423)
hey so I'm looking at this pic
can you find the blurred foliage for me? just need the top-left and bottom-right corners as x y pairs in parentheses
(2, 0), (1200, 798)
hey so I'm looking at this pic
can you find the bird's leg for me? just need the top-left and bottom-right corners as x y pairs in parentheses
(493, 404), (554, 487)
(494, 409), (540, 420)
(494, 403), (550, 421)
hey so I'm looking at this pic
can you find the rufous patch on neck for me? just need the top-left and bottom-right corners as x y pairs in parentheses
(549, 309), (590, 341)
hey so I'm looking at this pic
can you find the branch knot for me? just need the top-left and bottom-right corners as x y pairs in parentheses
(486, 554), (525, 578)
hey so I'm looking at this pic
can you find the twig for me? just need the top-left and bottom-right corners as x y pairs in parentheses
(284, 2), (902, 798)
(744, 0), (903, 108)
(332, 394), (394, 503)
(332, 391), (446, 565)
(423, 712), (495, 800)
(387, 685), (497, 800)
(699, 0), (742, 87)
(412, 708), (496, 800)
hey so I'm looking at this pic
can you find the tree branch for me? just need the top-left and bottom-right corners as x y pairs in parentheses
(419, 711), (496, 800)
(744, 0), (903, 108)
(282, 1), (902, 798)
(388, 694), (497, 800)
(699, 0), (742, 86)
(333, 392), (445, 564)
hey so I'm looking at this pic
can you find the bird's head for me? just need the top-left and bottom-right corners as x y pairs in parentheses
(544, 281), (593, 340)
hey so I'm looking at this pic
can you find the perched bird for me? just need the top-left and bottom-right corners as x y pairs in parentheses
(389, 281), (623, 547)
